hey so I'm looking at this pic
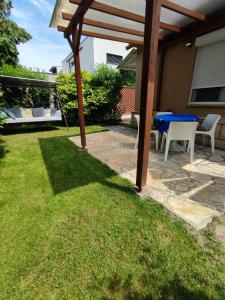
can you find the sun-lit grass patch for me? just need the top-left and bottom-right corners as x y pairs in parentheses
(0, 126), (225, 299)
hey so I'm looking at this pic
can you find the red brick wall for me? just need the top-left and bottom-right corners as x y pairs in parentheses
(118, 86), (135, 114)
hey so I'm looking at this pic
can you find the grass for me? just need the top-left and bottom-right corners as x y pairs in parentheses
(0, 125), (225, 299)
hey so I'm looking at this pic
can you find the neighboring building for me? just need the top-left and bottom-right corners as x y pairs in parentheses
(42, 66), (62, 82)
(62, 37), (129, 74)
(119, 27), (225, 150)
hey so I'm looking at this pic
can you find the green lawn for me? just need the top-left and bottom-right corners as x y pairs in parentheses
(0, 126), (225, 299)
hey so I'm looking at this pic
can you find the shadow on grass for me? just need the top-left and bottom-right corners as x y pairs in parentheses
(102, 273), (211, 300)
(0, 138), (8, 160)
(39, 135), (134, 195)
(0, 125), (59, 135)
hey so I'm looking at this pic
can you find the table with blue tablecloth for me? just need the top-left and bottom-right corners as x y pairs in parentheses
(154, 114), (200, 134)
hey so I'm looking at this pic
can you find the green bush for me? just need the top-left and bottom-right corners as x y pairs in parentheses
(0, 64), (46, 79)
(56, 64), (124, 124)
(55, 72), (78, 124)
(0, 65), (51, 108)
(119, 69), (136, 86)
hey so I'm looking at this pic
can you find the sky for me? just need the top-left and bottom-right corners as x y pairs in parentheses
(10, 0), (70, 72)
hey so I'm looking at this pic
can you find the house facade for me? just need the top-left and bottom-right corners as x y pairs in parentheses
(120, 27), (225, 150)
(62, 37), (129, 74)
(157, 28), (225, 119)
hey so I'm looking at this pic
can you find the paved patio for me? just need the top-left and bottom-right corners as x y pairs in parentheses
(70, 126), (225, 230)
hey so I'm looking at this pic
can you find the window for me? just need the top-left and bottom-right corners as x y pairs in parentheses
(106, 53), (123, 65)
(190, 39), (225, 105)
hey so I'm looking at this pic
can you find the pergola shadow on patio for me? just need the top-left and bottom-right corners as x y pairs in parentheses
(50, 0), (225, 192)
(70, 126), (225, 230)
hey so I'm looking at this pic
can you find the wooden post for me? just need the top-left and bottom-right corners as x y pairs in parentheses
(72, 24), (86, 148)
(136, 0), (161, 191)
(155, 48), (165, 111)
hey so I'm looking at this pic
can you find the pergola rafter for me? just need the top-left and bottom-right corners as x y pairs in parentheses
(58, 24), (165, 44)
(70, 0), (181, 33)
(58, 25), (148, 45)
(62, 12), (145, 37)
(50, 0), (225, 191)
(161, 0), (205, 21)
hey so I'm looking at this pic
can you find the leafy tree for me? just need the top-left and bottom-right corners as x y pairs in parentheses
(0, 0), (31, 66)
(0, 0), (12, 17)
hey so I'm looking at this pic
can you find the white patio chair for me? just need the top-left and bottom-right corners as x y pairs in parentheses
(195, 114), (221, 153)
(134, 114), (159, 151)
(161, 121), (198, 163)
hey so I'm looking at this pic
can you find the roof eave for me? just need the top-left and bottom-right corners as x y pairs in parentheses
(49, 0), (62, 28)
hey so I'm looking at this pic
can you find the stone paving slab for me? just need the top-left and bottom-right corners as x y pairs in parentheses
(69, 126), (225, 230)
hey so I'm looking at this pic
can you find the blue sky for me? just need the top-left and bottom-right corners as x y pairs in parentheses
(10, 0), (70, 71)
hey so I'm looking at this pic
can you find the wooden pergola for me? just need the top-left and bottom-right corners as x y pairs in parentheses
(50, 0), (225, 191)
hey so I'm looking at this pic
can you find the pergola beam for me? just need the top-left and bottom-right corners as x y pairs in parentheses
(64, 0), (94, 37)
(58, 24), (165, 43)
(161, 0), (205, 21)
(58, 25), (145, 45)
(82, 30), (144, 45)
(161, 7), (225, 48)
(62, 12), (144, 37)
(69, 0), (180, 33)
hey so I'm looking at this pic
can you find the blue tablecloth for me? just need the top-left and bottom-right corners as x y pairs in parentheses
(154, 114), (200, 134)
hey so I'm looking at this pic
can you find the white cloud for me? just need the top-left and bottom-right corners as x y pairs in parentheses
(28, 0), (53, 16)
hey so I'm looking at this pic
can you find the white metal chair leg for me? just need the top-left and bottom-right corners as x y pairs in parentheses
(134, 125), (139, 150)
(161, 133), (165, 152)
(153, 131), (159, 151)
(190, 140), (194, 163)
(164, 139), (170, 162)
(210, 134), (215, 153)
(134, 131), (139, 149)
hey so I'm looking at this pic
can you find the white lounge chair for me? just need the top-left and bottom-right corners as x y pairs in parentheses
(161, 121), (198, 163)
(195, 114), (221, 153)
(134, 114), (159, 151)
(2, 107), (62, 124)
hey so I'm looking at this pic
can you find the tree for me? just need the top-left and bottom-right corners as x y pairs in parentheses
(0, 0), (31, 66)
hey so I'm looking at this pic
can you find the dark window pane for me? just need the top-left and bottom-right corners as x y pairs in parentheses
(106, 53), (123, 65)
(192, 87), (220, 102)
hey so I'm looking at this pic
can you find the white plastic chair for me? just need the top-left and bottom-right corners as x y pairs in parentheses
(161, 122), (198, 163)
(195, 114), (221, 153)
(134, 114), (159, 151)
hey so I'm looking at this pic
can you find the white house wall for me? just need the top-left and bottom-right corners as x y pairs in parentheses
(93, 39), (129, 68)
(79, 37), (94, 73)
(62, 52), (73, 74)
(62, 38), (128, 73)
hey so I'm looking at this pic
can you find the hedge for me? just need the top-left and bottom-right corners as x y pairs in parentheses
(56, 64), (136, 124)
